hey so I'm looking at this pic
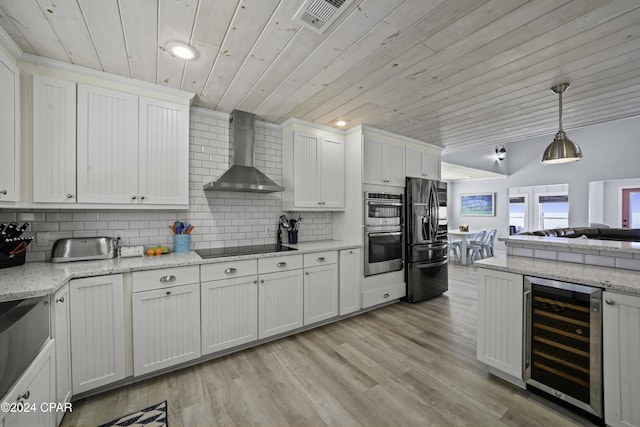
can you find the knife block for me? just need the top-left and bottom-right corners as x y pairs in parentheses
(0, 251), (26, 269)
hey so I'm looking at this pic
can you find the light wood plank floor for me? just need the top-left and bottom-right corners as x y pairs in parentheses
(62, 264), (593, 426)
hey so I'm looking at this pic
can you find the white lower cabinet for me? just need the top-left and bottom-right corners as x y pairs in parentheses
(70, 274), (125, 394)
(603, 291), (640, 427)
(258, 269), (304, 339)
(339, 249), (361, 315)
(304, 263), (338, 325)
(52, 284), (71, 425)
(1, 340), (55, 427)
(132, 283), (201, 376)
(476, 269), (524, 380)
(201, 276), (258, 355)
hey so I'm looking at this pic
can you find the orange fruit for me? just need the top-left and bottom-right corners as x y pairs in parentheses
(154, 247), (163, 256)
(147, 248), (155, 256)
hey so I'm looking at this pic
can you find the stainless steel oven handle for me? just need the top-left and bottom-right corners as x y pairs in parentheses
(367, 231), (402, 237)
(366, 200), (403, 206)
(523, 289), (532, 374)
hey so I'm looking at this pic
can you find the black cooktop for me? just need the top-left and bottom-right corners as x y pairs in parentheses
(195, 244), (297, 259)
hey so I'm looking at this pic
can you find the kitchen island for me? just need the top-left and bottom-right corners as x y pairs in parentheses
(474, 237), (640, 427)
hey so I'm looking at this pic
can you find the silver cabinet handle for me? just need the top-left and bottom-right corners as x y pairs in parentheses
(277, 262), (287, 268)
(66, 193), (73, 198)
(160, 275), (176, 282)
(140, 196), (145, 200)
(317, 257), (325, 262)
(225, 267), (238, 274)
(0, 190), (6, 195)
(131, 195), (137, 200)
(605, 299), (615, 305)
(56, 297), (65, 303)
(383, 293), (390, 298)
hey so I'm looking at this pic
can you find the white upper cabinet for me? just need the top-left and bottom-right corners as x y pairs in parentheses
(33, 75), (77, 203)
(282, 119), (345, 211)
(75, 84), (189, 207)
(405, 144), (441, 180)
(77, 84), (139, 204)
(138, 98), (189, 205)
(362, 133), (405, 187)
(0, 51), (20, 202)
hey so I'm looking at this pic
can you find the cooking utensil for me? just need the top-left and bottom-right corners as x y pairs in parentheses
(295, 215), (302, 230)
(279, 215), (291, 231)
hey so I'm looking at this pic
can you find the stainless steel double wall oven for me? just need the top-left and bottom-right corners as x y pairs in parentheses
(363, 191), (403, 276)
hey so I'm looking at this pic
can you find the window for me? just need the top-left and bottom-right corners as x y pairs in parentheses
(538, 194), (569, 229)
(509, 195), (527, 233)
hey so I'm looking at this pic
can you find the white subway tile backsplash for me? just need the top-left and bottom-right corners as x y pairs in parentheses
(4, 110), (333, 262)
(557, 252), (585, 264)
(584, 254), (615, 268)
(512, 247), (534, 257)
(615, 257), (640, 271)
(533, 249), (557, 260)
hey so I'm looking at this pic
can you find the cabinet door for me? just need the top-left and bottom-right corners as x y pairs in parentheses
(70, 274), (125, 394)
(138, 98), (189, 206)
(76, 84), (138, 204)
(405, 146), (423, 179)
(476, 269), (523, 379)
(258, 269), (304, 339)
(1, 341), (55, 427)
(603, 292), (640, 427)
(422, 150), (440, 180)
(0, 54), (19, 202)
(32, 75), (77, 203)
(132, 283), (201, 376)
(339, 249), (361, 315)
(201, 276), (258, 355)
(304, 264), (338, 325)
(320, 135), (345, 209)
(363, 137), (385, 184)
(53, 284), (71, 424)
(385, 142), (405, 186)
(293, 130), (321, 207)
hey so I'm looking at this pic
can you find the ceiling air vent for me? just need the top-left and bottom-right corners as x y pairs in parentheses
(293, 0), (353, 34)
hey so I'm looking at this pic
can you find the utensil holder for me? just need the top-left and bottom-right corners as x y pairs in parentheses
(173, 234), (191, 253)
(287, 230), (298, 244)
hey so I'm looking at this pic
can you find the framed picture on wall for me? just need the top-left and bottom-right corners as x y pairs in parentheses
(461, 193), (496, 216)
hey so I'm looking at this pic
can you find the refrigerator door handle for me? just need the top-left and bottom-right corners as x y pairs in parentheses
(413, 259), (447, 268)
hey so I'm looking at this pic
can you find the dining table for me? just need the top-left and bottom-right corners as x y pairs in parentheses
(447, 229), (485, 266)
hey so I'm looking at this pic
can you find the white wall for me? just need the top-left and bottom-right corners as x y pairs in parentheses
(601, 178), (640, 227)
(443, 115), (640, 244)
(0, 108), (333, 262)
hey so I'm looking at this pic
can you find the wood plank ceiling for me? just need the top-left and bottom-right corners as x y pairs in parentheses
(0, 0), (639, 152)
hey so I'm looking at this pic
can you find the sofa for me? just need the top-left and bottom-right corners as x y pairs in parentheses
(518, 227), (640, 242)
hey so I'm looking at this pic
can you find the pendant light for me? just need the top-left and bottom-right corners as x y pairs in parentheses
(541, 83), (583, 164)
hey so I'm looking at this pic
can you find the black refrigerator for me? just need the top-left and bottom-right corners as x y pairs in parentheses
(405, 177), (449, 302)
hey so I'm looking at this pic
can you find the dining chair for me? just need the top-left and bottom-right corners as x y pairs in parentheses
(481, 229), (497, 258)
(467, 230), (487, 263)
(447, 234), (462, 263)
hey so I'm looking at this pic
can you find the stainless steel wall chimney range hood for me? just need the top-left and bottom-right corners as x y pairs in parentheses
(204, 110), (284, 193)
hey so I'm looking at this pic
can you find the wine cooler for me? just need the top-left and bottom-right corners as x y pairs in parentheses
(523, 276), (603, 419)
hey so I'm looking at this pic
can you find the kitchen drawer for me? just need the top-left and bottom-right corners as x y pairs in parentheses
(201, 259), (258, 282)
(258, 254), (303, 274)
(303, 251), (337, 268)
(362, 283), (405, 308)
(132, 265), (199, 292)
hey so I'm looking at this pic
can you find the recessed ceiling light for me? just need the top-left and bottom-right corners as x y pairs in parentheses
(166, 41), (199, 60)
(335, 120), (348, 127)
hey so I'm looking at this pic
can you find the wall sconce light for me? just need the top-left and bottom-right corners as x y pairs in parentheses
(496, 145), (507, 161)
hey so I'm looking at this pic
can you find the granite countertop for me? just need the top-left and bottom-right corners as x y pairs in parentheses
(0, 240), (360, 302)
(500, 235), (640, 255)
(475, 254), (640, 295)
